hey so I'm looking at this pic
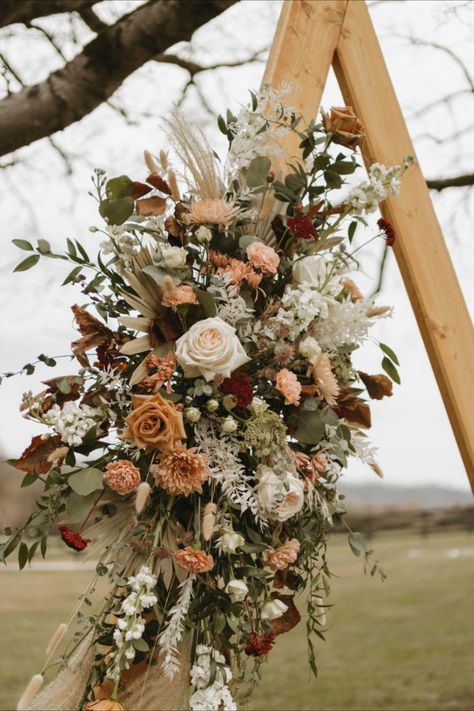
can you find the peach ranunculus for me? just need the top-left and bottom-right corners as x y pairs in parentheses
(141, 351), (176, 394)
(174, 546), (214, 573)
(84, 701), (125, 711)
(221, 258), (251, 285)
(104, 460), (141, 495)
(246, 269), (263, 289)
(161, 285), (197, 308)
(246, 241), (280, 275)
(275, 368), (301, 406)
(309, 353), (339, 407)
(153, 444), (208, 496)
(189, 199), (236, 226)
(262, 538), (301, 571)
(122, 393), (186, 451)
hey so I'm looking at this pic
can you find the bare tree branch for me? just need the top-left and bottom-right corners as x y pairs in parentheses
(77, 5), (108, 34)
(0, 0), (237, 157)
(0, 1), (96, 29)
(427, 173), (474, 191)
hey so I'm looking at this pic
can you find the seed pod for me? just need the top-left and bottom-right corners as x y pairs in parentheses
(46, 622), (68, 657)
(17, 674), (43, 710)
(202, 503), (217, 542)
(135, 482), (151, 514)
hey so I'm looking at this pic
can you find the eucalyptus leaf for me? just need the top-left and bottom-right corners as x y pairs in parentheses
(194, 287), (217, 317)
(294, 411), (326, 445)
(106, 175), (133, 200)
(12, 239), (33, 251)
(382, 357), (401, 384)
(348, 532), (367, 558)
(380, 342), (399, 366)
(14, 254), (40, 272)
(65, 491), (98, 523)
(68, 468), (104, 496)
(245, 156), (271, 188)
(99, 197), (134, 226)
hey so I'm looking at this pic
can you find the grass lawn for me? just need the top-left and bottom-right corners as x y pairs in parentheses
(1, 530), (473, 711)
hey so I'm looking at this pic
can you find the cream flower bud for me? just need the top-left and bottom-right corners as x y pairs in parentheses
(249, 396), (268, 415)
(225, 579), (249, 602)
(222, 394), (236, 411)
(261, 599), (288, 620)
(195, 226), (213, 244)
(185, 407), (201, 423)
(161, 245), (188, 269)
(222, 416), (238, 433)
(221, 531), (245, 554)
(299, 336), (321, 360)
(206, 398), (219, 412)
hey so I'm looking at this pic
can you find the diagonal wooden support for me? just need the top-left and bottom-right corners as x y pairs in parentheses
(263, 0), (474, 491)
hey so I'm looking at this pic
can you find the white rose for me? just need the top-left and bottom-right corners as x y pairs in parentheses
(299, 336), (321, 360)
(292, 255), (327, 287)
(195, 226), (213, 244)
(161, 245), (188, 268)
(226, 579), (248, 602)
(261, 599), (288, 620)
(222, 416), (238, 433)
(256, 469), (304, 522)
(221, 531), (245, 554)
(185, 407), (201, 423)
(175, 317), (250, 382)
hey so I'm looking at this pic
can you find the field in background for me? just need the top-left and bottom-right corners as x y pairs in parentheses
(1, 530), (473, 711)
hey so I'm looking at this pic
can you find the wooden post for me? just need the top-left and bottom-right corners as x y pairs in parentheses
(263, 0), (474, 491)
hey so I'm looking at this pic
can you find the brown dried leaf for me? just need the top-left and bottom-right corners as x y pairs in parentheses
(15, 434), (63, 475)
(358, 371), (393, 400)
(136, 195), (167, 216)
(131, 181), (152, 200)
(338, 389), (372, 428)
(71, 305), (113, 366)
(149, 312), (181, 347)
(270, 596), (301, 636)
(146, 172), (172, 195)
(42, 375), (83, 407)
(273, 569), (303, 591)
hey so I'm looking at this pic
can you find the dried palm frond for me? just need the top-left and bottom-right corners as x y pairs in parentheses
(162, 108), (224, 200)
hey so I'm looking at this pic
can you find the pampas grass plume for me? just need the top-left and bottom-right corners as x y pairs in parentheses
(144, 149), (159, 173)
(46, 622), (68, 657)
(17, 674), (43, 710)
(135, 482), (151, 514)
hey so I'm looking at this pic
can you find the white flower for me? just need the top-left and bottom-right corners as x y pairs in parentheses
(206, 399), (219, 412)
(299, 336), (321, 360)
(256, 469), (304, 521)
(185, 407), (201, 423)
(249, 396), (269, 415)
(292, 255), (339, 292)
(43, 401), (103, 447)
(195, 226), (213, 244)
(161, 245), (188, 268)
(222, 416), (238, 434)
(176, 317), (250, 381)
(262, 599), (288, 620)
(225, 579), (248, 602)
(220, 531), (245, 554)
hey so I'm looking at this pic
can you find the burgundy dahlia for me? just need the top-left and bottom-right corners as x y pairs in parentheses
(245, 631), (276, 657)
(58, 525), (90, 552)
(287, 215), (316, 240)
(219, 372), (253, 408)
(377, 218), (396, 246)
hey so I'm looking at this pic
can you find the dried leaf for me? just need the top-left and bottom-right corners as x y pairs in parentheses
(15, 434), (63, 475)
(150, 312), (181, 346)
(42, 375), (83, 406)
(71, 305), (113, 366)
(273, 569), (303, 591)
(131, 181), (152, 200)
(358, 371), (393, 400)
(270, 596), (301, 636)
(146, 172), (172, 195)
(136, 196), (167, 216)
(337, 389), (372, 428)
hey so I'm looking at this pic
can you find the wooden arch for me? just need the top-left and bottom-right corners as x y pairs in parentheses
(262, 0), (474, 491)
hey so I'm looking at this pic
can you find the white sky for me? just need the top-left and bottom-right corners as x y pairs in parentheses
(0, 0), (473, 492)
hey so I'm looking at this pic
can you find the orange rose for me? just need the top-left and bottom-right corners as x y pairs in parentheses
(122, 394), (186, 451)
(321, 106), (364, 149)
(84, 700), (125, 711)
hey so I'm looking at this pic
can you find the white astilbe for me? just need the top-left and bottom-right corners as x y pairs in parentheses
(194, 420), (260, 518)
(311, 298), (374, 350)
(265, 286), (329, 341)
(209, 274), (254, 328)
(159, 574), (195, 679)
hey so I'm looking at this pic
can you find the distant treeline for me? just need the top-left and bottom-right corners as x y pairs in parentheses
(339, 505), (474, 537)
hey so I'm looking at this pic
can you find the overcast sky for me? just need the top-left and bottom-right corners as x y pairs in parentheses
(0, 0), (472, 492)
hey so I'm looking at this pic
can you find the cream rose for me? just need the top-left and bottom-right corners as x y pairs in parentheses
(175, 317), (250, 381)
(292, 255), (327, 287)
(226, 579), (248, 602)
(161, 245), (188, 268)
(221, 531), (245, 554)
(256, 468), (305, 522)
(261, 599), (288, 620)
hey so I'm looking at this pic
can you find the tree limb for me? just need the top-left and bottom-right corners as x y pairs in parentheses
(0, 1), (96, 28)
(0, 0), (237, 157)
(426, 173), (474, 191)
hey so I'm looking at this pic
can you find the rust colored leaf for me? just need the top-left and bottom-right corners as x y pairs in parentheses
(71, 305), (113, 366)
(131, 181), (152, 200)
(15, 434), (63, 475)
(358, 371), (393, 400)
(150, 312), (181, 346)
(146, 172), (172, 195)
(273, 569), (303, 591)
(164, 216), (182, 237)
(42, 375), (83, 407)
(136, 195), (167, 216)
(337, 389), (372, 428)
(270, 596), (301, 636)
(174, 201), (190, 223)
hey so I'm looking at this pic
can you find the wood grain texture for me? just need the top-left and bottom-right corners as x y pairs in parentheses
(333, 1), (474, 490)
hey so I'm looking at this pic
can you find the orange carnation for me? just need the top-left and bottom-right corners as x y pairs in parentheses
(104, 460), (141, 495)
(275, 368), (301, 406)
(175, 546), (214, 573)
(122, 393), (186, 451)
(153, 444), (208, 496)
(262, 539), (300, 571)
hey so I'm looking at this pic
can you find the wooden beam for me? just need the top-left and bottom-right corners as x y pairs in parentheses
(333, 1), (474, 490)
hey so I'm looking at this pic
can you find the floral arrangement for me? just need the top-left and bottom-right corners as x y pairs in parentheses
(2, 87), (410, 711)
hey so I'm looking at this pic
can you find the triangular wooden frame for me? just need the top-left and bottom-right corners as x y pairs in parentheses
(263, 0), (474, 491)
